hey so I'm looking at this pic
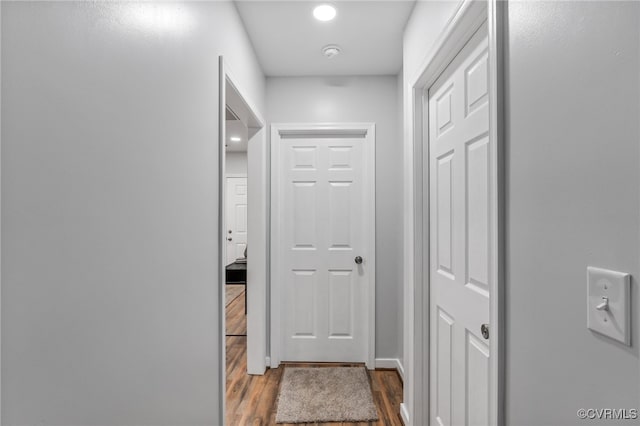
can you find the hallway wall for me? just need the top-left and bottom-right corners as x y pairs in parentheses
(226, 152), (248, 175)
(506, 2), (640, 424)
(1, 1), (264, 424)
(396, 69), (404, 367)
(266, 75), (403, 361)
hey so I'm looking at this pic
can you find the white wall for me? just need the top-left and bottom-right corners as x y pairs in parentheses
(401, 0), (460, 421)
(266, 76), (402, 361)
(396, 69), (404, 366)
(226, 152), (248, 175)
(506, 2), (640, 424)
(1, 1), (264, 424)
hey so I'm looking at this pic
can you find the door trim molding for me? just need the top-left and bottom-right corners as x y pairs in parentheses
(270, 122), (376, 370)
(278, 128), (369, 139)
(404, 1), (506, 424)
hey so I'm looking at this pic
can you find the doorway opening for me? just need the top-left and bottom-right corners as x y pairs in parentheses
(269, 123), (377, 369)
(218, 57), (268, 423)
(224, 105), (248, 346)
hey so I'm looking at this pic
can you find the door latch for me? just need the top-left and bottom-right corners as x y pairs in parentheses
(481, 324), (490, 340)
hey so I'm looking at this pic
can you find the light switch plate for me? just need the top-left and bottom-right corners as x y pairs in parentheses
(587, 266), (631, 346)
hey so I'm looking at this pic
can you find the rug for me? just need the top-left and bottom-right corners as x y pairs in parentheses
(275, 367), (379, 423)
(225, 285), (245, 307)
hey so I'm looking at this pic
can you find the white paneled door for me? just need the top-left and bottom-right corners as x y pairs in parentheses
(272, 125), (375, 366)
(226, 176), (248, 266)
(429, 23), (492, 426)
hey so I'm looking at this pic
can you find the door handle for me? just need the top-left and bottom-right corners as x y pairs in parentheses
(227, 237), (233, 241)
(355, 256), (363, 265)
(481, 324), (489, 340)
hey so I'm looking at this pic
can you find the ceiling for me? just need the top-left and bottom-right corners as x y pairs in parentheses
(235, 1), (416, 77)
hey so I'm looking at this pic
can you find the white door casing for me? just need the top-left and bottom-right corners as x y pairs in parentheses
(429, 23), (492, 426)
(226, 176), (248, 266)
(271, 124), (375, 368)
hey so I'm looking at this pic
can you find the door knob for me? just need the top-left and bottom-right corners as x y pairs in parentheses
(227, 237), (233, 241)
(481, 324), (490, 340)
(355, 256), (363, 265)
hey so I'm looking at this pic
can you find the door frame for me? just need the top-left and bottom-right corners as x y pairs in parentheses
(269, 122), (376, 370)
(405, 1), (506, 425)
(218, 57), (267, 421)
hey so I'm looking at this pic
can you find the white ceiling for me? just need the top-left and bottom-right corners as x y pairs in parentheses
(235, 1), (416, 77)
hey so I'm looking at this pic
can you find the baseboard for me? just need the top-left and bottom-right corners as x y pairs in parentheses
(396, 359), (405, 381)
(374, 358), (405, 381)
(374, 358), (397, 369)
(400, 403), (410, 425)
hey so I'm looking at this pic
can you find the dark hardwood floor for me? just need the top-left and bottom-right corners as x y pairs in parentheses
(225, 290), (404, 426)
(226, 285), (247, 336)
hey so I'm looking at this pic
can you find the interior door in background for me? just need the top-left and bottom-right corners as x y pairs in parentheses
(226, 176), (248, 266)
(274, 127), (375, 364)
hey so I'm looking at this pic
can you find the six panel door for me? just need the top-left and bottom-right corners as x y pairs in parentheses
(226, 177), (248, 266)
(279, 136), (368, 363)
(429, 22), (492, 426)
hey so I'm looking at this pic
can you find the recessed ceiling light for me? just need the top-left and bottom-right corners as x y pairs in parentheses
(322, 45), (341, 59)
(313, 4), (336, 22)
(230, 136), (241, 142)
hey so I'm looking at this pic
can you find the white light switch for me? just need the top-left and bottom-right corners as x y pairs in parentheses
(587, 266), (631, 346)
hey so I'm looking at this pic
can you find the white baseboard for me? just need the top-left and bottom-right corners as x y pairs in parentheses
(396, 359), (405, 381)
(400, 402), (410, 425)
(374, 358), (397, 369)
(374, 358), (405, 381)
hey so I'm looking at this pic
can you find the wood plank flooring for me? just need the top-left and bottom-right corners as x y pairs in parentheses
(226, 286), (247, 336)
(225, 291), (404, 426)
(226, 284), (246, 306)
